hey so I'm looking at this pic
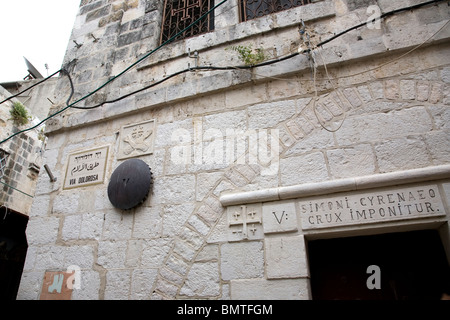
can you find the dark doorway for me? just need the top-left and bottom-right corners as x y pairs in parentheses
(308, 229), (450, 300)
(0, 207), (29, 300)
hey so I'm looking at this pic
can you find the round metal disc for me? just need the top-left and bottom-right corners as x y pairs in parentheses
(107, 159), (153, 210)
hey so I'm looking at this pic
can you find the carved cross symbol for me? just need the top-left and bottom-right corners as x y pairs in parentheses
(248, 210), (256, 219)
(172, 0), (200, 21)
(248, 224), (257, 236)
(229, 205), (262, 240)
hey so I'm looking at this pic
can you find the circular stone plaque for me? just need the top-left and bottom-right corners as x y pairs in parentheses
(107, 159), (153, 210)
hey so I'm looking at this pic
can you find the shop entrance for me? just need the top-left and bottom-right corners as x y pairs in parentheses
(0, 207), (28, 300)
(308, 229), (450, 300)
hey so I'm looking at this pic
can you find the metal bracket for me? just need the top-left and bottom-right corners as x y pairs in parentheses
(90, 33), (99, 43)
(44, 164), (57, 182)
(187, 48), (199, 70)
(73, 40), (83, 49)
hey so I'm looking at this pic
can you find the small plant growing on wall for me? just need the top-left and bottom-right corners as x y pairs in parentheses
(10, 102), (31, 126)
(38, 127), (46, 142)
(226, 44), (267, 66)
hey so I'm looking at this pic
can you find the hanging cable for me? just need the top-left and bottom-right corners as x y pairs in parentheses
(0, 69), (62, 105)
(70, 0), (450, 112)
(0, 0), (444, 108)
(299, 18), (347, 133)
(1, 0), (448, 145)
(61, 68), (75, 108)
(0, 180), (34, 198)
(66, 0), (230, 110)
(0, 0), (230, 145)
(318, 0), (446, 50)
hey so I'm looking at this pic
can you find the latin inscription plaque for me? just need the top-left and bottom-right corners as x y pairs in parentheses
(300, 184), (446, 230)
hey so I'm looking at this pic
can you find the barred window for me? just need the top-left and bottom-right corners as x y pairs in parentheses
(239, 0), (311, 22)
(160, 0), (215, 44)
(0, 149), (10, 180)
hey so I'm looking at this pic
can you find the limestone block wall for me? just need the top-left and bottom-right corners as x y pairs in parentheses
(0, 86), (45, 215)
(17, 0), (450, 299)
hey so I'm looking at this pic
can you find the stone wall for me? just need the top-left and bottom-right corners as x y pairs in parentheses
(17, 0), (450, 299)
(0, 86), (44, 214)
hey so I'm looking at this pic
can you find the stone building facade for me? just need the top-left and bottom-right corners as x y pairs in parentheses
(0, 86), (46, 215)
(0, 82), (52, 299)
(16, 0), (450, 300)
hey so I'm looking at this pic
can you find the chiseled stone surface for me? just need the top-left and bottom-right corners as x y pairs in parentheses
(220, 241), (264, 281)
(300, 184), (446, 230)
(17, 0), (450, 301)
(262, 200), (298, 234)
(230, 278), (311, 300)
(265, 235), (309, 279)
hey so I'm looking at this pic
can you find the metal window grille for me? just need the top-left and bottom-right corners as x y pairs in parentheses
(239, 0), (311, 22)
(0, 149), (9, 180)
(160, 0), (215, 44)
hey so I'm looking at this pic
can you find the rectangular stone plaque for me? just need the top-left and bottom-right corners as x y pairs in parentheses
(118, 120), (155, 160)
(300, 184), (446, 230)
(262, 200), (298, 234)
(63, 146), (109, 190)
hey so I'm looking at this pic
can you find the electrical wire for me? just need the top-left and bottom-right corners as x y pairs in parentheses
(61, 69), (75, 108)
(0, 69), (62, 105)
(0, 180), (34, 198)
(0, 0), (445, 108)
(66, 0), (230, 109)
(86, 17), (449, 126)
(69, 0), (450, 112)
(0, 0), (448, 145)
(316, 0), (447, 50)
(0, 0), (230, 145)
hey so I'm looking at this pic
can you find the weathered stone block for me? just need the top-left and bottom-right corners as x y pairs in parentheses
(62, 215), (82, 240)
(180, 261), (220, 297)
(26, 217), (60, 245)
(152, 174), (196, 204)
(425, 131), (450, 165)
(105, 270), (131, 300)
(230, 278), (310, 300)
(130, 269), (158, 300)
(97, 240), (127, 268)
(385, 80), (400, 100)
(265, 235), (309, 279)
(141, 238), (172, 268)
(400, 80), (416, 100)
(248, 100), (296, 129)
(375, 136), (431, 173)
(327, 144), (376, 179)
(262, 200), (298, 234)
(102, 210), (133, 240)
(118, 30), (142, 47)
(161, 203), (193, 236)
(335, 107), (433, 145)
(165, 253), (190, 276)
(417, 81), (430, 101)
(280, 152), (328, 186)
(86, 5), (111, 23)
(29, 194), (50, 217)
(64, 245), (95, 269)
(220, 241), (264, 280)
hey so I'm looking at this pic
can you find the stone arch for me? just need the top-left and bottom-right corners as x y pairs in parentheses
(149, 73), (449, 299)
